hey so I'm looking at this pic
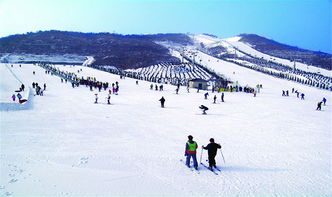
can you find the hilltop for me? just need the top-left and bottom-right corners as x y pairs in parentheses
(0, 31), (330, 71)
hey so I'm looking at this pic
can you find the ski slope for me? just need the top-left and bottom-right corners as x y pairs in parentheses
(0, 61), (331, 196)
(193, 34), (332, 77)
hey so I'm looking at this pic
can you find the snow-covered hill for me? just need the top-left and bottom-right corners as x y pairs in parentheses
(192, 34), (332, 77)
(0, 57), (331, 196)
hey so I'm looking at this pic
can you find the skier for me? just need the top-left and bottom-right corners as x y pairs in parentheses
(185, 135), (198, 170)
(159, 96), (165, 108)
(21, 84), (25, 91)
(11, 94), (16, 101)
(17, 92), (22, 101)
(316, 101), (322, 110)
(213, 95), (217, 103)
(202, 138), (221, 170)
(204, 92), (209, 99)
(221, 92), (224, 102)
(94, 94), (98, 104)
(107, 94), (111, 104)
(199, 105), (209, 114)
(301, 93), (305, 100)
(322, 97), (327, 105)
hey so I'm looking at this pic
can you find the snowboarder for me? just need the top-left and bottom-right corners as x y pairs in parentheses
(159, 96), (165, 108)
(202, 138), (221, 170)
(204, 92), (209, 99)
(199, 105), (209, 114)
(322, 97), (327, 105)
(316, 101), (322, 110)
(221, 92), (224, 102)
(185, 135), (198, 170)
(213, 95), (217, 103)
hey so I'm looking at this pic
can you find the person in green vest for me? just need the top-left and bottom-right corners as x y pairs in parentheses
(185, 135), (198, 170)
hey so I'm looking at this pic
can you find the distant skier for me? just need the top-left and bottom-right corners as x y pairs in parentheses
(204, 92), (209, 99)
(202, 138), (221, 170)
(221, 92), (224, 102)
(322, 97), (327, 105)
(213, 95), (217, 103)
(316, 101), (322, 110)
(301, 93), (305, 100)
(107, 94), (111, 104)
(11, 94), (16, 101)
(199, 105), (209, 114)
(17, 92), (22, 101)
(185, 135), (198, 170)
(94, 94), (98, 104)
(159, 96), (165, 108)
(21, 84), (25, 91)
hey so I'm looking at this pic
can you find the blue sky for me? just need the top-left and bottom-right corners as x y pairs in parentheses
(0, 0), (331, 53)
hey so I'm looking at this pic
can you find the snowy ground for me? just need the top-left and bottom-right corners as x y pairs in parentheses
(0, 60), (331, 196)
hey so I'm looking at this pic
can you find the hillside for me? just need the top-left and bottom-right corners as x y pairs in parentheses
(0, 31), (330, 72)
(239, 34), (332, 70)
(0, 31), (194, 69)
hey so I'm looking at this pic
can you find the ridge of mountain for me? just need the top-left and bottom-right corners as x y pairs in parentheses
(238, 34), (331, 70)
(0, 30), (330, 70)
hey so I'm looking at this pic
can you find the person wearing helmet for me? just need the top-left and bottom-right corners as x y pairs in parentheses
(185, 135), (198, 170)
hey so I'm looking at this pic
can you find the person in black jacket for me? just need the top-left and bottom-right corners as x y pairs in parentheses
(159, 96), (165, 108)
(202, 138), (221, 170)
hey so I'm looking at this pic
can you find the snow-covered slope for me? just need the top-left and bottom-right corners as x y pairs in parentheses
(0, 61), (331, 196)
(192, 34), (332, 77)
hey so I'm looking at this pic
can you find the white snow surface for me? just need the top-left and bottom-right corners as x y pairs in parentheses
(0, 61), (331, 196)
(192, 34), (332, 77)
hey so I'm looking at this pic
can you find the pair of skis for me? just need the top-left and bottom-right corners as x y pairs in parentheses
(180, 159), (220, 175)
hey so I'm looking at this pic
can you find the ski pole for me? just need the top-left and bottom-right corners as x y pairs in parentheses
(199, 147), (204, 164)
(220, 149), (226, 164)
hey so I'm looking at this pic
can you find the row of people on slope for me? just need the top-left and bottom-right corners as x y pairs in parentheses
(185, 135), (222, 171)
